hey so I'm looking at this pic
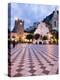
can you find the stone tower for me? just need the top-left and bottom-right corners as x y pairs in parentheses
(13, 18), (24, 37)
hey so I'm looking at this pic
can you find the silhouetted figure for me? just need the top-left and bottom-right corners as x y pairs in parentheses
(13, 40), (15, 48)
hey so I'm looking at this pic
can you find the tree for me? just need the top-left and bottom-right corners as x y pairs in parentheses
(51, 30), (58, 44)
(34, 34), (40, 40)
(26, 34), (33, 41)
(51, 30), (58, 39)
(42, 36), (48, 40)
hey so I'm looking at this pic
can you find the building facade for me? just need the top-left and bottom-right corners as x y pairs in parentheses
(11, 18), (24, 41)
(33, 8), (59, 44)
(13, 18), (24, 36)
(43, 7), (59, 31)
(51, 8), (59, 31)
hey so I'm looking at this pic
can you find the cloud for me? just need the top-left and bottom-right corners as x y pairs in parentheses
(9, 3), (57, 30)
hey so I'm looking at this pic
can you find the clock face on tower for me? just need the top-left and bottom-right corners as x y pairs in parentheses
(20, 22), (22, 25)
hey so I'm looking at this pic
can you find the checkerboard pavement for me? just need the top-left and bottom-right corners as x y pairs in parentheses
(8, 44), (58, 77)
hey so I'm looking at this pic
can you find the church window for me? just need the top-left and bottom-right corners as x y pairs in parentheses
(54, 21), (56, 27)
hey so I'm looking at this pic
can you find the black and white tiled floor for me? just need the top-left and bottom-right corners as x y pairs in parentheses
(8, 44), (58, 77)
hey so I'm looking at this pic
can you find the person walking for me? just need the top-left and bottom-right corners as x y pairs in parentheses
(13, 40), (15, 48)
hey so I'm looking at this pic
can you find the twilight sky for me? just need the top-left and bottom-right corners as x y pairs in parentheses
(9, 3), (57, 31)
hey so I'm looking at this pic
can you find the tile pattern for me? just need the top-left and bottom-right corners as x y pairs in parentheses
(8, 44), (58, 77)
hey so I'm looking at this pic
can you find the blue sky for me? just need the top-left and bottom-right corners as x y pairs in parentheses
(9, 3), (57, 31)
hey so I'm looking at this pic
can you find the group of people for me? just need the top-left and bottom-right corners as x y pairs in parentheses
(8, 40), (16, 49)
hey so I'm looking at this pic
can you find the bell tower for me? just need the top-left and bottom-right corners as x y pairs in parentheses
(13, 18), (24, 37)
